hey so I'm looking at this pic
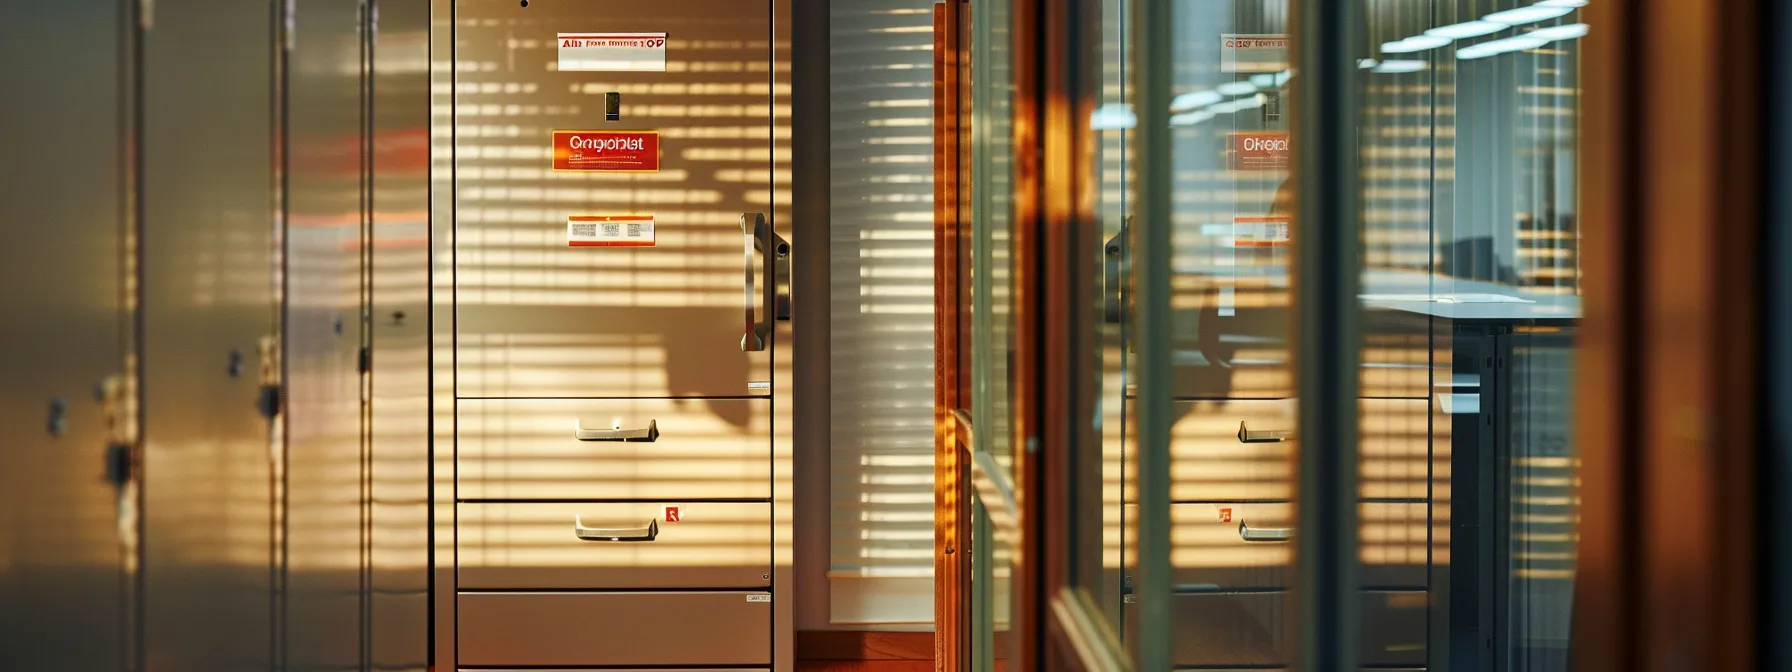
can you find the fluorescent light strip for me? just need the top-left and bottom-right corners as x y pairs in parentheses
(1382, 34), (1453, 53)
(1372, 59), (1427, 74)
(1484, 5), (1575, 25)
(1457, 34), (1547, 60)
(1425, 20), (1505, 39)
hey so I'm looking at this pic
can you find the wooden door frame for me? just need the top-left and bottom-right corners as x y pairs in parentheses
(933, 2), (973, 670)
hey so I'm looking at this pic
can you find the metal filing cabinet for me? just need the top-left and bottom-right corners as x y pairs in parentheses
(450, 0), (787, 668)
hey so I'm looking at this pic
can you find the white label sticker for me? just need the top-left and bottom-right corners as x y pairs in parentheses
(746, 594), (772, 603)
(748, 380), (771, 391)
(568, 215), (655, 247)
(1123, 595), (1138, 604)
(1232, 215), (1290, 248)
(558, 33), (667, 72)
(1220, 33), (1289, 73)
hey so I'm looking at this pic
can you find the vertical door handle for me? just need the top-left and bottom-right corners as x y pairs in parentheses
(741, 213), (776, 351)
(1104, 229), (1126, 324)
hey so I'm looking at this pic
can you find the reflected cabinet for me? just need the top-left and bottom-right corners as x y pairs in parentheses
(936, 0), (1592, 669)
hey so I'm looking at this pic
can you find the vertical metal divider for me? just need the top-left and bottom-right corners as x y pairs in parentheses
(1008, 0), (1044, 666)
(271, 0), (291, 667)
(1126, 0), (1170, 668)
(1291, 0), (1363, 670)
(123, 0), (148, 667)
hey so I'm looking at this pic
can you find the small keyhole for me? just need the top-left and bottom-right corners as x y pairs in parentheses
(228, 349), (245, 378)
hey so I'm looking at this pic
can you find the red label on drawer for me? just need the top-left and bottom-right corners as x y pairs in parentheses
(663, 505), (681, 523)
(552, 130), (660, 172)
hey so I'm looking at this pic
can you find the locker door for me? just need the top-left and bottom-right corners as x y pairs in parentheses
(140, 0), (280, 668)
(0, 1), (130, 669)
(283, 0), (371, 669)
(454, 0), (779, 401)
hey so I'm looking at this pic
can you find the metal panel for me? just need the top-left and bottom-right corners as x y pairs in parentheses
(369, 0), (436, 668)
(140, 0), (279, 668)
(452, 0), (776, 401)
(458, 501), (772, 589)
(0, 0), (129, 669)
(457, 591), (772, 666)
(282, 0), (370, 669)
(456, 397), (772, 501)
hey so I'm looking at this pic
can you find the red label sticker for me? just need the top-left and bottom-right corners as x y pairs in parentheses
(553, 130), (661, 172)
(1218, 507), (1233, 523)
(663, 506), (681, 523)
(1228, 131), (1290, 171)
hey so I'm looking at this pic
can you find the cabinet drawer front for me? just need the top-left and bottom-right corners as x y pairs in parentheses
(458, 592), (771, 667)
(1123, 590), (1427, 669)
(1124, 398), (1430, 504)
(1122, 502), (1427, 591)
(459, 502), (771, 590)
(457, 398), (771, 501)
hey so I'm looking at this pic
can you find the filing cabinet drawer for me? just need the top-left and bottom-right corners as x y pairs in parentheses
(459, 502), (771, 590)
(1123, 590), (1427, 669)
(1125, 399), (1294, 502)
(1124, 502), (1427, 590)
(457, 398), (771, 500)
(458, 591), (771, 667)
(1124, 398), (1431, 503)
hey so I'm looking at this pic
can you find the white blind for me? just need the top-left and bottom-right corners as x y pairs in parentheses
(827, 0), (937, 624)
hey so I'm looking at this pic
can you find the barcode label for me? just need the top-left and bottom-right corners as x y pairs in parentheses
(746, 594), (771, 603)
(568, 215), (655, 247)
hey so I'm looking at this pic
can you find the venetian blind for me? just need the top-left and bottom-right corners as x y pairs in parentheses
(827, 0), (937, 625)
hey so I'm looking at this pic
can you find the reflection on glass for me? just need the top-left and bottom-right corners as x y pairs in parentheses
(1118, 0), (1587, 669)
(1357, 1), (1585, 670)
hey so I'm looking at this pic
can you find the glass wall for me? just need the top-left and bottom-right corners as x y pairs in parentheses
(963, 0), (1588, 668)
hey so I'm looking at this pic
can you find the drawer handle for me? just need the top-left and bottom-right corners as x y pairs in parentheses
(574, 517), (659, 542)
(1238, 521), (1292, 542)
(1236, 421), (1292, 443)
(573, 419), (659, 442)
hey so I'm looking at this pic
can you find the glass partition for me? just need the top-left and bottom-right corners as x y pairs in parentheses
(961, 0), (1588, 669)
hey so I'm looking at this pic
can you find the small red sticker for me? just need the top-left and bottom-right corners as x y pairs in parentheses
(1218, 507), (1233, 523)
(663, 506), (682, 523)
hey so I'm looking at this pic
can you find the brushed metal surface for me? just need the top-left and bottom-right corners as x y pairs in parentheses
(452, 0), (776, 400)
(140, 0), (279, 668)
(282, 0), (370, 669)
(458, 502), (772, 589)
(457, 398), (772, 500)
(0, 0), (129, 669)
(1123, 590), (1428, 669)
(369, 0), (435, 669)
(457, 591), (772, 666)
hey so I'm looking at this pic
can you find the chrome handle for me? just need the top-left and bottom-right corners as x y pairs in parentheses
(1239, 521), (1292, 542)
(741, 213), (774, 351)
(573, 419), (659, 442)
(1104, 225), (1126, 323)
(1236, 421), (1292, 443)
(574, 517), (659, 542)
